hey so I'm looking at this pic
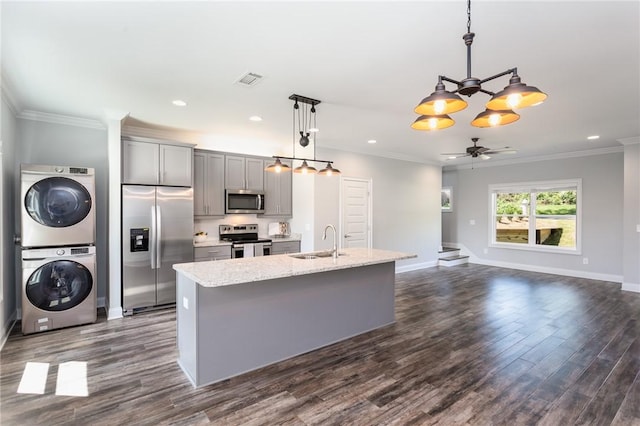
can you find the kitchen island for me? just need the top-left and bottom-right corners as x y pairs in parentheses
(173, 248), (415, 387)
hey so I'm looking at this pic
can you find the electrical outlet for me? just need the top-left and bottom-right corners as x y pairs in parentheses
(583, 257), (589, 265)
(483, 248), (488, 254)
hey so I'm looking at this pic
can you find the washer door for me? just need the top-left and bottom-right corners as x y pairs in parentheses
(26, 260), (93, 311)
(24, 177), (92, 227)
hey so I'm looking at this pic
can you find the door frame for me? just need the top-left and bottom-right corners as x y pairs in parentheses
(339, 176), (373, 249)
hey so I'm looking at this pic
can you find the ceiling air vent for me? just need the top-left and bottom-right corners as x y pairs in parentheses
(235, 72), (264, 87)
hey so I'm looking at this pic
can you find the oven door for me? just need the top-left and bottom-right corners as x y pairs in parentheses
(231, 245), (245, 259)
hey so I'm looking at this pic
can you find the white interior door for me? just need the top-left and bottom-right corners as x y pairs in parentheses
(340, 177), (372, 248)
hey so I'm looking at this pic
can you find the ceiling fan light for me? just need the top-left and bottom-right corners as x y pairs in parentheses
(318, 162), (340, 176)
(293, 160), (317, 175)
(411, 114), (455, 131)
(415, 88), (468, 116)
(486, 80), (547, 110)
(471, 109), (520, 128)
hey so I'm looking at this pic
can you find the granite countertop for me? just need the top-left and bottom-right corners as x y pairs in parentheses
(174, 247), (416, 288)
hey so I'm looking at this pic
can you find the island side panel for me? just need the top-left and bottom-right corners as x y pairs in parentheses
(176, 274), (198, 386)
(191, 262), (395, 387)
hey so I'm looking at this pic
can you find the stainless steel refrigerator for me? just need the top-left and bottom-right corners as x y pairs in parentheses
(122, 185), (193, 315)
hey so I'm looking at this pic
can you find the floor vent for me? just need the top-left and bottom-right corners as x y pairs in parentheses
(235, 72), (263, 87)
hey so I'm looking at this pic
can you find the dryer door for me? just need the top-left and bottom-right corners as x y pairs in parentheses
(25, 260), (93, 311)
(24, 177), (92, 228)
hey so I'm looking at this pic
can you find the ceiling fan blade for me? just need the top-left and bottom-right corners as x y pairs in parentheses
(440, 152), (468, 156)
(484, 149), (517, 155)
(480, 154), (491, 160)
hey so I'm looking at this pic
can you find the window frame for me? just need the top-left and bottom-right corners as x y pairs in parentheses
(488, 179), (582, 255)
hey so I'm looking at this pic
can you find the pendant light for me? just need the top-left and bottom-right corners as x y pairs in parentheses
(318, 162), (340, 176)
(266, 94), (341, 176)
(412, 0), (546, 130)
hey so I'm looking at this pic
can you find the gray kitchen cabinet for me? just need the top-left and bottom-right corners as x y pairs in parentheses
(194, 245), (232, 261)
(225, 155), (264, 191)
(194, 150), (225, 217)
(271, 240), (301, 255)
(123, 138), (193, 186)
(262, 159), (292, 216)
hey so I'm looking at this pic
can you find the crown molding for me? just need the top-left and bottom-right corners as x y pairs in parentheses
(0, 71), (21, 115)
(17, 110), (106, 130)
(618, 136), (640, 146)
(442, 146), (624, 171)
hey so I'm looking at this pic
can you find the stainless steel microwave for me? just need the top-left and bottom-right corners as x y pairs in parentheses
(226, 189), (265, 214)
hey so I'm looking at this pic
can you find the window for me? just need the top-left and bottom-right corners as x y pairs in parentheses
(489, 179), (581, 253)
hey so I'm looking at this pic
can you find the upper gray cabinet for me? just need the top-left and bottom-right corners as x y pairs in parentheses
(225, 155), (264, 191)
(262, 159), (292, 217)
(194, 150), (225, 217)
(122, 138), (193, 186)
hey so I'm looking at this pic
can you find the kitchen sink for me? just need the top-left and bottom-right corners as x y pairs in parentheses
(289, 251), (347, 260)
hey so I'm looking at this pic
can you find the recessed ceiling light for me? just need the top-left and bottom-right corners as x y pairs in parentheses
(249, 116), (262, 122)
(367, 139), (377, 144)
(172, 100), (187, 107)
(587, 135), (600, 140)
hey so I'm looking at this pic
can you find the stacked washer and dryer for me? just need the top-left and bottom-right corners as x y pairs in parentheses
(20, 164), (97, 334)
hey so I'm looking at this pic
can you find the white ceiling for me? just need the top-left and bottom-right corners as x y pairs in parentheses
(2, 1), (639, 165)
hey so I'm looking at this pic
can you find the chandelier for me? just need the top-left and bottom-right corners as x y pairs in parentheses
(266, 94), (341, 176)
(412, 0), (547, 131)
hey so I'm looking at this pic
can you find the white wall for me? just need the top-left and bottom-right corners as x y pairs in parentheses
(442, 152), (624, 281)
(15, 119), (108, 310)
(315, 148), (442, 270)
(622, 140), (640, 291)
(1, 96), (18, 345)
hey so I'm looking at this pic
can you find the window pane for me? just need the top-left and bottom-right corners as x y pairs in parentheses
(535, 191), (577, 215)
(535, 190), (577, 248)
(534, 217), (576, 248)
(495, 192), (530, 244)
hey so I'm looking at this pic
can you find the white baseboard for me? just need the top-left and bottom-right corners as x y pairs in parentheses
(396, 260), (438, 273)
(107, 306), (123, 320)
(621, 282), (640, 293)
(469, 257), (623, 284)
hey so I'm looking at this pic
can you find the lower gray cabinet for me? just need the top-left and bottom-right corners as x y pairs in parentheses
(194, 245), (231, 261)
(271, 240), (301, 255)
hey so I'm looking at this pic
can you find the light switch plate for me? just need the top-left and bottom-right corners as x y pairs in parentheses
(637, 224), (640, 232)
(182, 297), (189, 310)
(469, 219), (476, 225)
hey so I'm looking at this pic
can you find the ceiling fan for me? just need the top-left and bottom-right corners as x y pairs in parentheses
(442, 137), (516, 160)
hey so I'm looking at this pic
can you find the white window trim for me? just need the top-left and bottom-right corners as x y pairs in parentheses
(488, 178), (582, 255)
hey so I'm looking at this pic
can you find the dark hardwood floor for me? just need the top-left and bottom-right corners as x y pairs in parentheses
(2, 264), (640, 425)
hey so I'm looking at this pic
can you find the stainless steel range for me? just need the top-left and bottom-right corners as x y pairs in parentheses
(219, 224), (272, 258)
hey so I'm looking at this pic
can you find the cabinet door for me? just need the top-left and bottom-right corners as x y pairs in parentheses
(160, 144), (192, 186)
(207, 153), (225, 216)
(278, 165), (293, 216)
(225, 155), (245, 190)
(262, 159), (292, 216)
(122, 140), (159, 184)
(263, 160), (279, 215)
(193, 152), (207, 216)
(245, 157), (264, 191)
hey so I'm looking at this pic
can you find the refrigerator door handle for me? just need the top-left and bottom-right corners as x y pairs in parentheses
(150, 205), (157, 269)
(156, 205), (162, 268)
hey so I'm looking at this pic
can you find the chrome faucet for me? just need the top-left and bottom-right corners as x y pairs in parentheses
(322, 224), (338, 259)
